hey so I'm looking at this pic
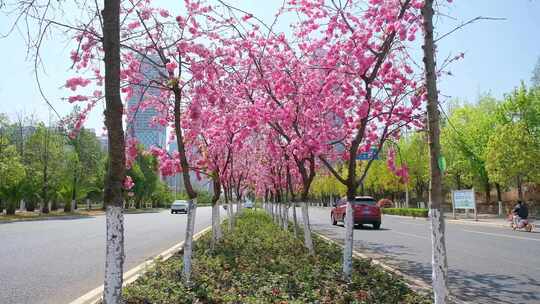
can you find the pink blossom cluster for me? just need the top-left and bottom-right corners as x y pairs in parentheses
(61, 0), (457, 195)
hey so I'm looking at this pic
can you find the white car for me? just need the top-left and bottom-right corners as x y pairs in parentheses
(170, 200), (188, 214)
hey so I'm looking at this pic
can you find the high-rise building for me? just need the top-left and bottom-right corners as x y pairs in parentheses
(126, 56), (166, 150)
(167, 141), (213, 195)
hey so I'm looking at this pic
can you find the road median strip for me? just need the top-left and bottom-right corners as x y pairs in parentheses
(313, 231), (468, 304)
(69, 226), (212, 304)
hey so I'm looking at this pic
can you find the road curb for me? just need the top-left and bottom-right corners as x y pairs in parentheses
(69, 226), (212, 304)
(313, 232), (468, 304)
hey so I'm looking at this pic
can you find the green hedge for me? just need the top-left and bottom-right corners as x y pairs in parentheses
(123, 211), (430, 304)
(382, 208), (429, 218)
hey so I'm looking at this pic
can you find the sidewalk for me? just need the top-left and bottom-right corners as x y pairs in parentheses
(444, 213), (536, 228)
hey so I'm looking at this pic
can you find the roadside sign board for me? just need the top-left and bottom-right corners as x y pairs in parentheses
(356, 147), (379, 161)
(452, 189), (475, 209)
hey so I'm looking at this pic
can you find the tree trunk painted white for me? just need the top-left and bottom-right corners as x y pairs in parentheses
(86, 198), (91, 210)
(292, 202), (299, 238)
(19, 199), (25, 211)
(70, 199), (76, 212)
(430, 209), (449, 303)
(228, 200), (234, 230)
(283, 204), (289, 231)
(277, 204), (282, 225)
(278, 204), (283, 227)
(405, 185), (410, 208)
(422, 2), (450, 302)
(342, 201), (354, 281)
(301, 202), (315, 255)
(211, 202), (221, 250)
(103, 206), (124, 304)
(182, 198), (197, 283)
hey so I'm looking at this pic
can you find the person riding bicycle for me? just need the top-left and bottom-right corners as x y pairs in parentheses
(512, 200), (529, 227)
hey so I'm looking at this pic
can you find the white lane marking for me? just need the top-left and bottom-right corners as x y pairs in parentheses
(391, 230), (429, 240)
(462, 229), (540, 242)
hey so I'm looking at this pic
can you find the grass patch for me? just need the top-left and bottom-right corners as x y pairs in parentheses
(382, 208), (429, 218)
(123, 210), (431, 304)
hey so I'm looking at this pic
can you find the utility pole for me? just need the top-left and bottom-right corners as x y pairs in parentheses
(422, 1), (449, 303)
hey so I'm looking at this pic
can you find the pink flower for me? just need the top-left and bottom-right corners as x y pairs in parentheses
(127, 21), (140, 30)
(68, 95), (89, 103)
(166, 61), (177, 73)
(65, 77), (91, 91)
(159, 9), (170, 17)
(123, 176), (135, 190)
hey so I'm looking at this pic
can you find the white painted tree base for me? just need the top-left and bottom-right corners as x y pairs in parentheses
(430, 208), (449, 303)
(301, 202), (314, 255)
(342, 201), (353, 281)
(182, 199), (197, 283)
(103, 206), (124, 304)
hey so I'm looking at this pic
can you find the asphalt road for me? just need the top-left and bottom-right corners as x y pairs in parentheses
(0, 207), (215, 304)
(302, 207), (540, 304)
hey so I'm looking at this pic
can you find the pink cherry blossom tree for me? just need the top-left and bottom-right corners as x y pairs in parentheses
(288, 0), (426, 280)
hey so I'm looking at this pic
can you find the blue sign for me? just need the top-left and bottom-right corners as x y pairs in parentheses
(356, 148), (379, 161)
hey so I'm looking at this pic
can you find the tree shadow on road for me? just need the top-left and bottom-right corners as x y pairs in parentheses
(311, 224), (540, 304)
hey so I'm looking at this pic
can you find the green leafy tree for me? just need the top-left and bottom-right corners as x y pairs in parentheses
(498, 84), (540, 138)
(364, 160), (403, 200)
(126, 146), (158, 208)
(63, 128), (105, 211)
(486, 123), (540, 200)
(0, 137), (26, 214)
(398, 133), (430, 203)
(24, 124), (64, 213)
(151, 181), (173, 208)
(441, 97), (501, 202)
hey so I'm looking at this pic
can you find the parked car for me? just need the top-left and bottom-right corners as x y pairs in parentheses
(244, 200), (254, 209)
(377, 198), (393, 208)
(170, 200), (188, 214)
(331, 196), (381, 229)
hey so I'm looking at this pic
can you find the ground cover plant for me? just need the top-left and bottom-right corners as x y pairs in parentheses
(123, 211), (431, 304)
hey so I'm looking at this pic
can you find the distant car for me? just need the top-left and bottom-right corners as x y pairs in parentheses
(170, 200), (188, 214)
(377, 198), (393, 208)
(243, 200), (254, 208)
(331, 196), (381, 229)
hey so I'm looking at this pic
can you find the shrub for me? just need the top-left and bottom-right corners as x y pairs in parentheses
(382, 208), (429, 218)
(123, 211), (430, 304)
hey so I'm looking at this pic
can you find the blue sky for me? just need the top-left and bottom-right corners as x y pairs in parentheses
(0, 0), (539, 131)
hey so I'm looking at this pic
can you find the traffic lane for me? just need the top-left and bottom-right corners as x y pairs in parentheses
(301, 207), (540, 304)
(0, 207), (216, 304)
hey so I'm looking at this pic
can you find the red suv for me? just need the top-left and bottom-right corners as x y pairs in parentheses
(331, 196), (381, 229)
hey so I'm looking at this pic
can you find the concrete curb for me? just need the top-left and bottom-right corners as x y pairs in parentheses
(313, 232), (468, 304)
(69, 226), (212, 304)
(313, 233), (431, 292)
